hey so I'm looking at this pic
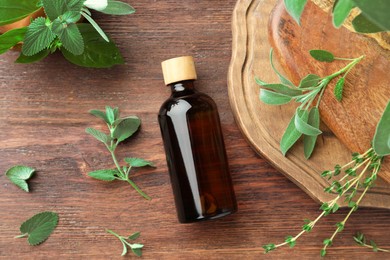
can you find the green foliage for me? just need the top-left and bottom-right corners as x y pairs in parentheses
(303, 107), (320, 159)
(309, 50), (335, 62)
(269, 49), (295, 87)
(373, 101), (390, 156)
(259, 89), (292, 105)
(16, 212), (58, 246)
(86, 106), (152, 200)
(0, 27), (27, 55)
(352, 0), (390, 32)
(101, 0), (136, 15)
(280, 109), (307, 156)
(332, 0), (355, 28)
(15, 49), (50, 64)
(299, 74), (320, 88)
(5, 165), (35, 192)
(334, 77), (345, 101)
(352, 13), (384, 33)
(22, 17), (56, 56)
(106, 229), (144, 257)
(0, 0), (40, 26)
(354, 232), (390, 252)
(283, 0), (307, 25)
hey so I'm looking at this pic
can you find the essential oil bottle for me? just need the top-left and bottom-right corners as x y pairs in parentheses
(158, 56), (237, 223)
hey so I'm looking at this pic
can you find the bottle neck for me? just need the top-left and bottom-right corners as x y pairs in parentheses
(169, 80), (196, 94)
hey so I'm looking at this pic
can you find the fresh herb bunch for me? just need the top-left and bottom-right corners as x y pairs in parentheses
(256, 49), (363, 158)
(0, 0), (135, 68)
(354, 232), (389, 253)
(86, 106), (153, 200)
(106, 229), (144, 257)
(284, 0), (389, 33)
(263, 100), (390, 257)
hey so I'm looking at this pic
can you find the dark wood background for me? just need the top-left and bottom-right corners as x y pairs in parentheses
(0, 0), (389, 259)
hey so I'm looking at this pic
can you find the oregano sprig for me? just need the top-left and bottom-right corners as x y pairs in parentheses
(86, 106), (153, 200)
(256, 49), (364, 158)
(106, 229), (144, 257)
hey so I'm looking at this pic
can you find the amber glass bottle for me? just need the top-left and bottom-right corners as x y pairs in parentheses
(158, 56), (237, 223)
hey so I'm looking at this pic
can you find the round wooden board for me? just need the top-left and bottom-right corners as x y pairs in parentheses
(228, 0), (390, 208)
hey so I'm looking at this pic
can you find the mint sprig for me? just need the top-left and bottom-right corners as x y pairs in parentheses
(106, 229), (144, 257)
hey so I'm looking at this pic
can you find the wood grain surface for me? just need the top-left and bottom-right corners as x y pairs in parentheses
(1, 0), (390, 259)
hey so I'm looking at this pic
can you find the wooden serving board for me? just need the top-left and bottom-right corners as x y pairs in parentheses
(228, 0), (390, 208)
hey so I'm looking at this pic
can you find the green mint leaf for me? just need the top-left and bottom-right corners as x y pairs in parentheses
(131, 248), (142, 257)
(105, 106), (116, 124)
(61, 23), (124, 68)
(85, 127), (110, 143)
(259, 89), (292, 105)
(280, 109), (308, 155)
(81, 12), (109, 42)
(18, 211), (58, 246)
(113, 107), (120, 120)
(334, 77), (345, 101)
(332, 0), (355, 28)
(352, 0), (390, 32)
(299, 74), (321, 88)
(352, 13), (386, 33)
(0, 27), (27, 55)
(124, 158), (154, 168)
(16, 49), (50, 64)
(303, 107), (320, 159)
(372, 101), (390, 156)
(42, 0), (85, 21)
(294, 108), (322, 136)
(62, 10), (81, 24)
(112, 117), (141, 143)
(88, 169), (118, 181)
(22, 17), (56, 56)
(0, 0), (40, 26)
(57, 23), (84, 55)
(269, 49), (295, 87)
(113, 116), (140, 127)
(100, 0), (136, 15)
(255, 78), (302, 96)
(89, 109), (109, 124)
(5, 165), (35, 192)
(309, 50), (335, 62)
(128, 231), (141, 240)
(284, 0), (308, 25)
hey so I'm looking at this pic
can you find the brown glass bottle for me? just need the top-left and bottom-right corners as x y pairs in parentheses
(158, 56), (237, 223)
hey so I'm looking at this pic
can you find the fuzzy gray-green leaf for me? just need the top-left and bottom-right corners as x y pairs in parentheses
(309, 50), (335, 62)
(280, 109), (308, 155)
(299, 74), (321, 88)
(81, 12), (109, 42)
(284, 0), (308, 25)
(85, 127), (110, 143)
(304, 107), (320, 159)
(101, 0), (136, 15)
(260, 89), (292, 105)
(333, 0), (355, 28)
(19, 211), (58, 246)
(22, 17), (56, 56)
(294, 108), (322, 136)
(89, 109), (109, 124)
(256, 78), (302, 96)
(5, 165), (35, 192)
(373, 101), (390, 156)
(270, 49), (295, 87)
(112, 118), (141, 143)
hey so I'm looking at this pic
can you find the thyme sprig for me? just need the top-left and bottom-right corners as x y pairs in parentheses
(354, 232), (390, 253)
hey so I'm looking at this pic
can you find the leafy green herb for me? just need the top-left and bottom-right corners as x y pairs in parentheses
(352, 0), (390, 32)
(86, 106), (153, 200)
(106, 229), (144, 257)
(283, 0), (307, 25)
(0, 27), (27, 55)
(15, 49), (50, 64)
(15, 211), (58, 246)
(5, 165), (35, 192)
(0, 0), (40, 26)
(101, 0), (136, 15)
(256, 49), (363, 158)
(332, 0), (355, 28)
(354, 232), (389, 253)
(372, 102), (390, 156)
(262, 101), (390, 256)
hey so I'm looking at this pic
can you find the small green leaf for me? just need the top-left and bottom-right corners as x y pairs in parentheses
(105, 106), (116, 124)
(263, 244), (276, 253)
(334, 77), (345, 101)
(5, 165), (35, 192)
(280, 109), (308, 155)
(42, 0), (84, 21)
(370, 240), (378, 252)
(373, 101), (390, 156)
(352, 0), (390, 32)
(0, 27), (27, 55)
(320, 249), (327, 257)
(309, 50), (335, 62)
(16, 49), (50, 64)
(259, 89), (292, 105)
(18, 211), (58, 246)
(57, 23), (84, 55)
(85, 127), (110, 143)
(270, 49), (295, 87)
(303, 107), (320, 159)
(22, 17), (56, 56)
(131, 248), (143, 257)
(284, 0), (308, 25)
(294, 108), (322, 136)
(255, 78), (302, 96)
(124, 158), (154, 168)
(332, 0), (355, 28)
(89, 109), (109, 124)
(121, 241), (128, 256)
(299, 74), (321, 88)
(352, 13), (386, 33)
(81, 12), (109, 42)
(88, 169), (118, 181)
(128, 231), (141, 240)
(112, 118), (141, 143)
(0, 0), (40, 26)
(101, 0), (136, 15)
(131, 243), (144, 249)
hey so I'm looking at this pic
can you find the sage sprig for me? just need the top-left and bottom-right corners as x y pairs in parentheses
(86, 106), (153, 200)
(256, 49), (364, 158)
(263, 100), (390, 257)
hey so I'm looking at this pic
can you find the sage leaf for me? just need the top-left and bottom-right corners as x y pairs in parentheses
(270, 49), (296, 87)
(352, 13), (385, 33)
(299, 74), (321, 88)
(113, 118), (141, 143)
(5, 165), (35, 192)
(294, 108), (322, 136)
(0, 0), (40, 26)
(17, 211), (58, 246)
(88, 169), (118, 181)
(373, 101), (390, 156)
(304, 107), (320, 159)
(101, 0), (136, 15)
(284, 0), (308, 25)
(85, 127), (110, 143)
(332, 0), (355, 28)
(124, 158), (154, 168)
(309, 50), (335, 62)
(0, 27), (27, 55)
(61, 23), (124, 68)
(260, 89), (292, 105)
(334, 77), (345, 101)
(256, 78), (302, 96)
(22, 17), (56, 56)
(81, 12), (109, 42)
(89, 109), (109, 124)
(353, 0), (390, 32)
(15, 48), (50, 64)
(280, 109), (308, 155)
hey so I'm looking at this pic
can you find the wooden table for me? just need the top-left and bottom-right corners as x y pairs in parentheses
(1, 1), (389, 259)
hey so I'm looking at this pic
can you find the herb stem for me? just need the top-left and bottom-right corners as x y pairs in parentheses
(14, 233), (28, 239)
(126, 178), (151, 200)
(326, 56), (364, 80)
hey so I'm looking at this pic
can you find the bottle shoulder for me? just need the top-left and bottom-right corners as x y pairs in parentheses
(159, 92), (217, 116)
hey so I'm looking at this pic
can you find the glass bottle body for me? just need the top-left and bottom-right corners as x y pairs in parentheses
(158, 80), (237, 223)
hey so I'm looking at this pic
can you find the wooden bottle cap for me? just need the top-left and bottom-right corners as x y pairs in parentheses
(161, 56), (197, 85)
